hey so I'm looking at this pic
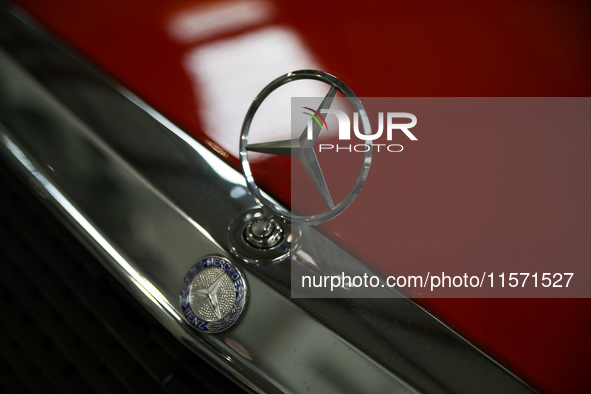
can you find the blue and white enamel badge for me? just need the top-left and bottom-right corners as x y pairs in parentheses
(180, 256), (247, 334)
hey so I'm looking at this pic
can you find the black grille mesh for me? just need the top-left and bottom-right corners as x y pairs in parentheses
(0, 160), (243, 394)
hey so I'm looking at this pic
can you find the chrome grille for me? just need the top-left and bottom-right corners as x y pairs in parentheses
(0, 161), (243, 394)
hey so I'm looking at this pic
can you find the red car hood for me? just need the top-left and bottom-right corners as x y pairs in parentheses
(10, 0), (591, 392)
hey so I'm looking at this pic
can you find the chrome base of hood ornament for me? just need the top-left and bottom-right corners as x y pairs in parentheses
(228, 209), (294, 265)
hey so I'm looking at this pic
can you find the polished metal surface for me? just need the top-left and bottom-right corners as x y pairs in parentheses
(228, 209), (293, 265)
(240, 70), (373, 225)
(244, 218), (283, 248)
(0, 3), (537, 394)
(180, 256), (247, 334)
(0, 46), (409, 394)
(0, 7), (411, 393)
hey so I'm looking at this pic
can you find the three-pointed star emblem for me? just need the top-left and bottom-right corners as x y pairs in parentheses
(193, 272), (227, 319)
(245, 87), (337, 209)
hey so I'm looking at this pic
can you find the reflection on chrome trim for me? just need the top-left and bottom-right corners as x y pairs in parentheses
(1, 135), (182, 321)
(0, 4), (536, 394)
(0, 16), (412, 394)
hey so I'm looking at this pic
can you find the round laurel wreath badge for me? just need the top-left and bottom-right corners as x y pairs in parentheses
(180, 256), (247, 334)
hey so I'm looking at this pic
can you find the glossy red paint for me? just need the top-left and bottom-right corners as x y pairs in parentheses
(10, 0), (591, 392)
